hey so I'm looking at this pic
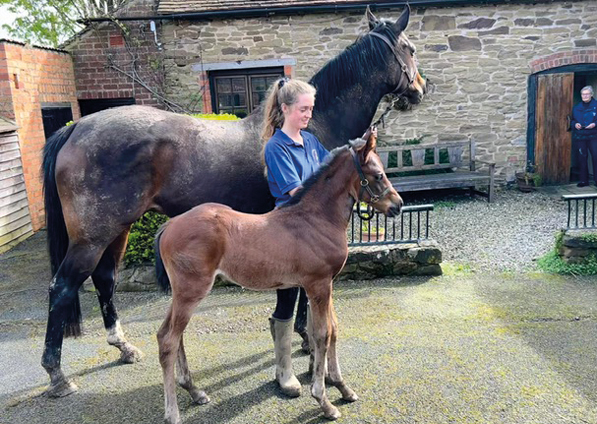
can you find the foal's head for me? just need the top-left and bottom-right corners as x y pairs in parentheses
(350, 129), (403, 217)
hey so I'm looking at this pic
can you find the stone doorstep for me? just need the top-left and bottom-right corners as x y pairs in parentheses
(86, 241), (443, 292)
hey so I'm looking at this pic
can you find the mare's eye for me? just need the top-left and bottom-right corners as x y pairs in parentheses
(375, 174), (383, 181)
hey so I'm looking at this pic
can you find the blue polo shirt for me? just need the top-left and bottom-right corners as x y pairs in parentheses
(264, 129), (329, 207)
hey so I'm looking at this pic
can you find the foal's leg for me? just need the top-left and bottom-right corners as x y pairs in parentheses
(326, 300), (358, 402)
(306, 283), (340, 420)
(158, 278), (212, 424)
(176, 335), (210, 405)
(92, 229), (143, 363)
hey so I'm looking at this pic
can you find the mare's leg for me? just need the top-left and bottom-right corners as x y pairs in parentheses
(294, 288), (310, 353)
(42, 243), (105, 397)
(91, 229), (143, 363)
(158, 277), (213, 424)
(306, 282), (340, 420)
(326, 300), (358, 402)
(176, 335), (210, 404)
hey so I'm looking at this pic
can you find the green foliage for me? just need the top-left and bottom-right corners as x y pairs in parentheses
(536, 251), (597, 275)
(191, 113), (241, 121)
(124, 212), (168, 268)
(0, 0), (126, 47)
(65, 120), (74, 126)
(581, 233), (597, 243)
(537, 231), (597, 275)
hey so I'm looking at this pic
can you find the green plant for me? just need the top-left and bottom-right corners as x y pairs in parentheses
(516, 160), (542, 187)
(536, 251), (597, 275)
(536, 231), (597, 275)
(581, 233), (597, 243)
(124, 212), (168, 267)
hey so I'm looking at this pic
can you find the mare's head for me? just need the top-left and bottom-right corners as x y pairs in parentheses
(350, 129), (403, 217)
(366, 6), (426, 105)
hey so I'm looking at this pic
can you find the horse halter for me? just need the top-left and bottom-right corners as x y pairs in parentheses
(350, 147), (393, 220)
(369, 31), (417, 97)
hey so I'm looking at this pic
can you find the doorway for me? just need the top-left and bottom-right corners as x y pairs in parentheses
(527, 64), (597, 185)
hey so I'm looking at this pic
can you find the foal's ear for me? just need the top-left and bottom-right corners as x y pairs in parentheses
(392, 5), (410, 34)
(364, 130), (377, 157)
(349, 137), (367, 151)
(365, 6), (379, 30)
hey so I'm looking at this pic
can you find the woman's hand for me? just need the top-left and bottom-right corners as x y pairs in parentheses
(575, 123), (582, 130)
(586, 123), (596, 130)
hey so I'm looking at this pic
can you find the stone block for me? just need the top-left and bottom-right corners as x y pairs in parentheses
(448, 36), (482, 51)
(422, 16), (456, 31)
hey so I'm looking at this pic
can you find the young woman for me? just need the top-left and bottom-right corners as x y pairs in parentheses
(261, 77), (329, 397)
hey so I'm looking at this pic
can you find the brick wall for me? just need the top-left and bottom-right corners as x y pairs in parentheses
(66, 0), (164, 108)
(0, 41), (79, 231)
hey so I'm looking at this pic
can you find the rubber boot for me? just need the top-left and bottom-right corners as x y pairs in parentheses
(269, 317), (301, 397)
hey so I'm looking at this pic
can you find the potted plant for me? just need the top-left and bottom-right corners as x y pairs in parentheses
(515, 161), (542, 192)
(358, 203), (386, 242)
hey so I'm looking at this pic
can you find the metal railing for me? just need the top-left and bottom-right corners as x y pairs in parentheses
(348, 204), (434, 246)
(562, 194), (597, 230)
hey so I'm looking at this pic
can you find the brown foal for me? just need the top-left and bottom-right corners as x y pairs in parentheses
(155, 130), (403, 423)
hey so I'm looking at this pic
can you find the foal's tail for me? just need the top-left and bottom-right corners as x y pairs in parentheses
(155, 223), (172, 294)
(43, 123), (82, 337)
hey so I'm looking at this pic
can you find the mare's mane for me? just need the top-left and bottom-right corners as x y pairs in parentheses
(281, 145), (351, 208)
(309, 22), (399, 109)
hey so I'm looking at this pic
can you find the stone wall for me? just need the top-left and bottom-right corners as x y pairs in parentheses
(558, 230), (597, 264)
(158, 0), (597, 182)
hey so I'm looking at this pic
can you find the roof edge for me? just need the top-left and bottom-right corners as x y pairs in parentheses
(82, 0), (559, 23)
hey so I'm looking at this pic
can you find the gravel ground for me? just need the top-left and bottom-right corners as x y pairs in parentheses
(403, 188), (567, 273)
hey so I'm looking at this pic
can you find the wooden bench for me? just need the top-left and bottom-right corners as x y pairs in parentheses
(377, 139), (495, 202)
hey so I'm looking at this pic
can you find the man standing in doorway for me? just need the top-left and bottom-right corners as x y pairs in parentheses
(571, 85), (597, 187)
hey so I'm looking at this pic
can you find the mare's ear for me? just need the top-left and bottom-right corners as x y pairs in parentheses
(349, 137), (367, 151)
(366, 6), (379, 30)
(391, 5), (410, 34)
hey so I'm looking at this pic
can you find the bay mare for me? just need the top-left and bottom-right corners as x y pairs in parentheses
(155, 131), (402, 423)
(41, 6), (425, 397)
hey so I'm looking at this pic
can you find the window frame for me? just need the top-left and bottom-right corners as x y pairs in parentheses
(209, 67), (284, 117)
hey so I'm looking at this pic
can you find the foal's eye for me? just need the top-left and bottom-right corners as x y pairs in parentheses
(375, 174), (383, 181)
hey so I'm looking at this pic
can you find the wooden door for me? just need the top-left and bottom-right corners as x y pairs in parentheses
(535, 73), (574, 184)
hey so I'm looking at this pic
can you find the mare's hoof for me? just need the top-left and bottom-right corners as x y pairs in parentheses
(323, 406), (341, 421)
(164, 416), (181, 424)
(279, 383), (301, 398)
(301, 338), (310, 354)
(44, 380), (78, 398)
(120, 345), (144, 364)
(190, 389), (210, 405)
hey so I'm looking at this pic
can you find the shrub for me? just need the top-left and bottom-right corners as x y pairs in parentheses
(190, 113), (240, 121)
(124, 212), (168, 268)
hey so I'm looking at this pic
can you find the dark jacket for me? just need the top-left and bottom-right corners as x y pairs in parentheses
(571, 98), (597, 141)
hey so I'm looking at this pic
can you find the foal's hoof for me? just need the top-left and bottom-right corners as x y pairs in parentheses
(190, 389), (210, 405)
(44, 380), (78, 398)
(119, 345), (144, 364)
(323, 405), (341, 421)
(341, 389), (358, 402)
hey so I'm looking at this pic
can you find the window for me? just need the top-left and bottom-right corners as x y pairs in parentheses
(210, 68), (284, 118)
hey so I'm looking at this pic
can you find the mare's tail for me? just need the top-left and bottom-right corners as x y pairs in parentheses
(43, 123), (82, 337)
(155, 223), (172, 293)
